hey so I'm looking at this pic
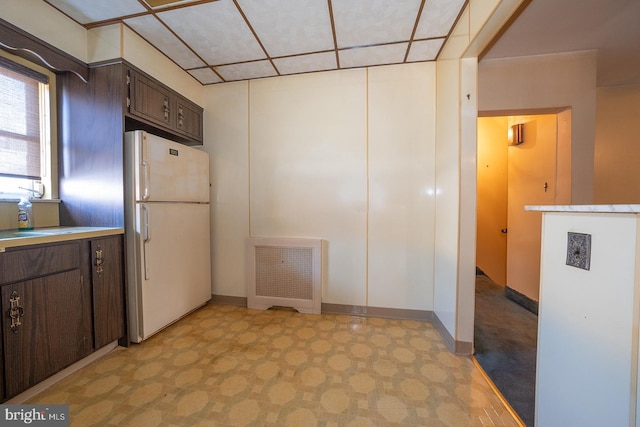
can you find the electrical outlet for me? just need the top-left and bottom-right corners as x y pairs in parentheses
(566, 232), (591, 270)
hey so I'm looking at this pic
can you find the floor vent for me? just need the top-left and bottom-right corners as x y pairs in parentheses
(247, 237), (323, 314)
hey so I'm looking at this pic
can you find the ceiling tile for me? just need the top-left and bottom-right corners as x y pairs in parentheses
(339, 44), (409, 69)
(46, 0), (146, 25)
(332, 0), (422, 48)
(406, 38), (444, 62)
(158, 0), (265, 65)
(124, 15), (206, 69)
(188, 68), (223, 85)
(415, 0), (466, 39)
(236, 0), (334, 58)
(273, 52), (337, 75)
(215, 60), (278, 82)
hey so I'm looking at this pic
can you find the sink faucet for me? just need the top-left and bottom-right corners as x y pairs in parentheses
(18, 186), (43, 198)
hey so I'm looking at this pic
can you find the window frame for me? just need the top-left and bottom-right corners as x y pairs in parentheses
(0, 50), (57, 201)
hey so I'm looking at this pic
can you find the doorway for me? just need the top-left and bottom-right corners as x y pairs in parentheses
(476, 111), (571, 302)
(474, 110), (572, 426)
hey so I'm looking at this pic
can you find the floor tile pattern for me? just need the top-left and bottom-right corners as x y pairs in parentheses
(29, 305), (519, 426)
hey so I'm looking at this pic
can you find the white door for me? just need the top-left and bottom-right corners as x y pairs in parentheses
(506, 114), (557, 301)
(476, 117), (508, 285)
(134, 202), (211, 342)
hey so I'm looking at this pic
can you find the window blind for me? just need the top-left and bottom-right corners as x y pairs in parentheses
(0, 59), (44, 180)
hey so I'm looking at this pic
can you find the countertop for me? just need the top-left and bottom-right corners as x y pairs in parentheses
(0, 226), (124, 251)
(525, 204), (640, 213)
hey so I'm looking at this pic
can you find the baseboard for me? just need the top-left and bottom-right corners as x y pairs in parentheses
(209, 294), (248, 307)
(504, 286), (538, 315)
(321, 303), (432, 321)
(431, 313), (474, 355)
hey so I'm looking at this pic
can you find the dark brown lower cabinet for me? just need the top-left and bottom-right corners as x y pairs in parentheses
(91, 236), (125, 349)
(0, 234), (126, 400)
(2, 269), (92, 398)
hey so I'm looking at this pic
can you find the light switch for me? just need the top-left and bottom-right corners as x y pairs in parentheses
(566, 232), (591, 270)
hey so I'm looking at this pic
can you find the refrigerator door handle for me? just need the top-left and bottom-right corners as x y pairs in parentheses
(142, 160), (150, 201)
(140, 133), (150, 201)
(141, 204), (151, 280)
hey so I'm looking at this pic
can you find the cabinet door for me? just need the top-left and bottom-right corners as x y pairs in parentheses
(129, 70), (174, 129)
(175, 98), (203, 143)
(2, 270), (92, 398)
(91, 236), (126, 349)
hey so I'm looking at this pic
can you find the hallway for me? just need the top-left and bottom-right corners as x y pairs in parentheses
(474, 273), (538, 426)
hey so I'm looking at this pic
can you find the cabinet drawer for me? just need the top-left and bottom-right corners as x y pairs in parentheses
(0, 242), (80, 285)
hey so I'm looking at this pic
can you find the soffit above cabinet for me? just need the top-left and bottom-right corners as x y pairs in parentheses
(42, 0), (465, 85)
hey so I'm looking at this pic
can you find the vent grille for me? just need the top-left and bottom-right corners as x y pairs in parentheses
(248, 237), (323, 314)
(255, 246), (313, 300)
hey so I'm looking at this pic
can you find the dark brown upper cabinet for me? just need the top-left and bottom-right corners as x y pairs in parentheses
(126, 66), (203, 145)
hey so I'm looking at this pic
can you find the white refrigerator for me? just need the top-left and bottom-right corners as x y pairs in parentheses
(124, 130), (211, 343)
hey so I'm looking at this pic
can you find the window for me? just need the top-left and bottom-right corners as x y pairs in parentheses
(0, 53), (54, 200)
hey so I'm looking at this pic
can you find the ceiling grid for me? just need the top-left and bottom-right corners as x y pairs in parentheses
(44, 0), (467, 85)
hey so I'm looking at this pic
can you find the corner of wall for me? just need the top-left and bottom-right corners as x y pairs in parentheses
(432, 312), (473, 355)
(87, 24), (123, 65)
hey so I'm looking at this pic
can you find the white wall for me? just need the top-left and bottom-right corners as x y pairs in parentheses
(203, 63), (437, 311)
(0, 0), (87, 62)
(478, 51), (597, 204)
(434, 58), (462, 339)
(201, 82), (250, 298)
(250, 70), (368, 305)
(367, 63), (436, 310)
(593, 84), (640, 203)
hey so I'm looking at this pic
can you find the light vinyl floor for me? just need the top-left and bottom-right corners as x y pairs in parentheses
(28, 304), (519, 426)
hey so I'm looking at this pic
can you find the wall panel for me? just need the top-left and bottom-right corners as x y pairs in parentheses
(249, 70), (368, 305)
(367, 63), (436, 310)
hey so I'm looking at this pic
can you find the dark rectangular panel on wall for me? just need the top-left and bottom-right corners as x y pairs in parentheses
(58, 63), (126, 227)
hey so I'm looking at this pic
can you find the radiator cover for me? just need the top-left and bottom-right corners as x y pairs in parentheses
(247, 237), (322, 314)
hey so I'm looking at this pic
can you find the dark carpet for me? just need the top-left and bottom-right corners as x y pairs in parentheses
(474, 273), (538, 427)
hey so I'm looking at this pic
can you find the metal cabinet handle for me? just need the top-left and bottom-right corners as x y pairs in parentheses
(163, 97), (170, 122)
(178, 106), (184, 128)
(95, 246), (104, 277)
(7, 290), (24, 333)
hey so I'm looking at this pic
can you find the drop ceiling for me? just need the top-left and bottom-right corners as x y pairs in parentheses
(43, 0), (466, 85)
